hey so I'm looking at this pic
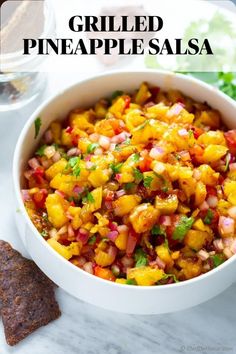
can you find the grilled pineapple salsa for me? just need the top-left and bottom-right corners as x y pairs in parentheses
(22, 83), (236, 286)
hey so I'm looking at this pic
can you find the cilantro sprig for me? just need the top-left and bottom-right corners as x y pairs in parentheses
(34, 117), (42, 139)
(134, 248), (148, 268)
(173, 216), (194, 241)
(204, 209), (213, 225)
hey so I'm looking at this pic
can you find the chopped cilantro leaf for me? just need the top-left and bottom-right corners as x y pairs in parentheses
(123, 138), (131, 145)
(151, 225), (166, 236)
(204, 209), (214, 225)
(110, 162), (123, 174)
(134, 248), (148, 268)
(173, 216), (194, 241)
(133, 168), (143, 182)
(87, 143), (99, 154)
(143, 175), (153, 188)
(41, 230), (48, 238)
(137, 120), (150, 131)
(132, 153), (140, 162)
(163, 273), (179, 283)
(88, 235), (96, 245)
(34, 117), (42, 139)
(161, 186), (169, 193)
(111, 90), (124, 100)
(66, 157), (81, 177)
(36, 144), (47, 157)
(126, 279), (137, 285)
(83, 192), (95, 204)
(212, 254), (224, 268)
(124, 182), (135, 191)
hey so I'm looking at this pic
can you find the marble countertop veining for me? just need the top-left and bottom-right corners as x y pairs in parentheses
(0, 72), (236, 354)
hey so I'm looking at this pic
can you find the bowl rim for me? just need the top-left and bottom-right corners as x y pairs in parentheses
(13, 69), (236, 290)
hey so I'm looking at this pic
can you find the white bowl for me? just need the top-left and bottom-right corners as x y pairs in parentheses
(13, 70), (236, 314)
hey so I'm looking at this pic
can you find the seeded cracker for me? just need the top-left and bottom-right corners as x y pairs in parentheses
(0, 241), (61, 346)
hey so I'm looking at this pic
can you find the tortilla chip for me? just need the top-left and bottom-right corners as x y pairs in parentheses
(0, 240), (61, 346)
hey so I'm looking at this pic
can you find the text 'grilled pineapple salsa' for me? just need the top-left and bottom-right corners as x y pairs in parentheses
(22, 83), (236, 286)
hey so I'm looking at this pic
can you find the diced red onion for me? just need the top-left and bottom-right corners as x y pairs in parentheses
(116, 189), (126, 198)
(155, 256), (166, 269)
(115, 173), (121, 181)
(167, 103), (183, 117)
(58, 225), (67, 235)
(24, 170), (33, 180)
(94, 147), (103, 155)
(109, 143), (116, 151)
(28, 158), (40, 170)
(228, 206), (236, 219)
(44, 146), (56, 159)
(223, 247), (233, 259)
(199, 201), (209, 211)
(111, 132), (130, 144)
(107, 231), (119, 242)
(83, 262), (94, 274)
(213, 239), (224, 252)
(49, 228), (57, 239)
(109, 222), (118, 232)
(219, 216), (235, 236)
(65, 211), (73, 220)
(41, 159), (52, 169)
(44, 129), (53, 144)
(68, 224), (75, 237)
(105, 201), (113, 210)
(67, 147), (80, 157)
(149, 147), (164, 160)
(206, 196), (218, 208)
(159, 215), (171, 226)
(73, 185), (84, 194)
(99, 135), (110, 150)
(84, 154), (92, 161)
(85, 161), (94, 169)
(52, 151), (61, 162)
(223, 237), (233, 247)
(121, 255), (134, 268)
(178, 129), (188, 137)
(198, 249), (209, 261)
(126, 232), (137, 255)
(117, 225), (129, 234)
(153, 161), (165, 174)
(76, 228), (89, 244)
(21, 189), (31, 202)
(55, 190), (66, 199)
(229, 163), (236, 172)
(179, 151), (191, 161)
(89, 133), (99, 142)
(76, 256), (86, 267)
(111, 264), (120, 277)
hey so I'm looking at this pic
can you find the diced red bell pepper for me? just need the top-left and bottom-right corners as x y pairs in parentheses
(124, 96), (131, 109)
(32, 189), (48, 209)
(126, 228), (138, 256)
(139, 156), (152, 172)
(225, 130), (236, 156)
(94, 266), (115, 281)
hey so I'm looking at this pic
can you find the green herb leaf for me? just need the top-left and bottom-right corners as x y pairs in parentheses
(83, 192), (95, 204)
(133, 168), (143, 182)
(132, 153), (140, 162)
(41, 230), (48, 238)
(124, 182), (135, 191)
(123, 138), (131, 145)
(36, 144), (47, 157)
(110, 162), (123, 174)
(204, 209), (214, 225)
(212, 254), (224, 268)
(88, 235), (96, 245)
(66, 157), (81, 176)
(87, 143), (99, 154)
(173, 216), (194, 241)
(126, 279), (137, 285)
(163, 273), (179, 283)
(111, 90), (124, 100)
(151, 225), (166, 236)
(34, 117), (42, 139)
(143, 175), (153, 188)
(134, 248), (148, 268)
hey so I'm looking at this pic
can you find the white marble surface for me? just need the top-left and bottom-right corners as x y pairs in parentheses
(0, 72), (236, 354)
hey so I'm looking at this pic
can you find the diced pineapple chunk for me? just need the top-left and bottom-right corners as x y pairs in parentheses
(88, 169), (109, 188)
(45, 158), (67, 180)
(129, 203), (159, 233)
(155, 244), (173, 266)
(89, 187), (103, 212)
(47, 239), (81, 260)
(127, 266), (164, 286)
(195, 110), (220, 129)
(154, 194), (178, 215)
(113, 195), (141, 217)
(45, 193), (69, 228)
(50, 121), (62, 144)
(115, 231), (128, 251)
(224, 180), (236, 197)
(125, 110), (146, 132)
(69, 111), (94, 133)
(197, 130), (226, 146)
(198, 164), (219, 186)
(134, 82), (151, 105)
(202, 145), (228, 163)
(115, 278), (127, 284)
(94, 248), (116, 267)
(61, 129), (73, 146)
(195, 181), (207, 206)
(184, 230), (212, 251)
(109, 96), (128, 119)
